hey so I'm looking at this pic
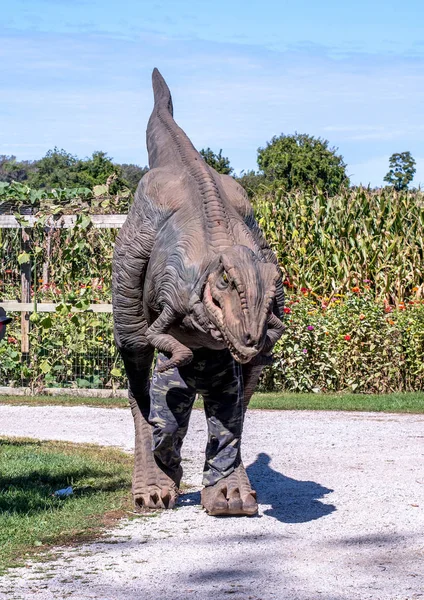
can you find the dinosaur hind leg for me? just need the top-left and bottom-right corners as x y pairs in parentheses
(131, 393), (181, 509)
(124, 349), (181, 510)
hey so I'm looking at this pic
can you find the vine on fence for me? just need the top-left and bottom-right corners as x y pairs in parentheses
(0, 187), (129, 391)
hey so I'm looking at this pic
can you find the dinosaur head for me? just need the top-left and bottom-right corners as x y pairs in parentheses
(201, 245), (283, 363)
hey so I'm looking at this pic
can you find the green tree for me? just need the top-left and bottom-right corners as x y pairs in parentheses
(120, 163), (149, 192)
(383, 152), (416, 191)
(28, 148), (79, 189)
(73, 151), (122, 189)
(235, 169), (267, 198)
(257, 132), (349, 195)
(28, 148), (127, 191)
(199, 148), (233, 175)
(0, 155), (35, 183)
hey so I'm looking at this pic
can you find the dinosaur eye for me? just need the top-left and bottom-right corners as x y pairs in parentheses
(217, 271), (229, 290)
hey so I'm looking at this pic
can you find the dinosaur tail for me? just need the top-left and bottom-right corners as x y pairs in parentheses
(146, 69), (234, 249)
(152, 68), (173, 116)
(147, 68), (199, 169)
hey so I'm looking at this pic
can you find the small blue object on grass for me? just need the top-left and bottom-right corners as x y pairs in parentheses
(53, 486), (73, 498)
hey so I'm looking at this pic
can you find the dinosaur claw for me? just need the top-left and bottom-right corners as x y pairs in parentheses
(201, 464), (258, 516)
(160, 489), (173, 509)
(228, 488), (243, 512)
(241, 492), (258, 515)
(135, 487), (178, 511)
(156, 352), (193, 373)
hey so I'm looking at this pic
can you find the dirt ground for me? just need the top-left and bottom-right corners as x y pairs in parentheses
(0, 405), (423, 600)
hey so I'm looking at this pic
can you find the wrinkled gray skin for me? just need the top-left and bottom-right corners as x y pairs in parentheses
(112, 69), (284, 515)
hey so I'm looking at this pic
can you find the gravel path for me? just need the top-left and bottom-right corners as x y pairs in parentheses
(0, 405), (423, 600)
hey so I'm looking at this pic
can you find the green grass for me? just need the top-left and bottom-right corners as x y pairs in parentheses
(248, 391), (424, 413)
(0, 391), (423, 413)
(0, 437), (133, 573)
(0, 394), (129, 408)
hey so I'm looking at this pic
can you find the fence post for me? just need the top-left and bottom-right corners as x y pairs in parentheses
(20, 218), (32, 354)
(42, 226), (51, 286)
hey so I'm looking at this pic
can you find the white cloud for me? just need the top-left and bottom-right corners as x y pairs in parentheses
(0, 29), (423, 182)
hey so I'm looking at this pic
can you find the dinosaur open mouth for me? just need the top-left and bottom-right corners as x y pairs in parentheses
(221, 327), (259, 364)
(203, 281), (260, 363)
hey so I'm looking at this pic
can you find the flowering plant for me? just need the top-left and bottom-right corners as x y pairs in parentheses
(260, 290), (424, 393)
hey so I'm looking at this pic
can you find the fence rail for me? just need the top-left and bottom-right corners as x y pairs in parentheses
(0, 302), (112, 313)
(0, 214), (127, 229)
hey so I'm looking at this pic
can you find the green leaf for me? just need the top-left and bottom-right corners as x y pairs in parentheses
(39, 359), (52, 374)
(75, 298), (90, 310)
(17, 252), (31, 265)
(93, 184), (108, 197)
(55, 302), (72, 315)
(70, 314), (80, 326)
(110, 367), (122, 377)
(40, 316), (53, 329)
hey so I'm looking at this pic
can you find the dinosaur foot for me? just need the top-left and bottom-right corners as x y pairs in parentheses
(201, 464), (258, 516)
(133, 465), (182, 511)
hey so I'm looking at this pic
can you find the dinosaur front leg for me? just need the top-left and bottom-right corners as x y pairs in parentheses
(146, 305), (193, 372)
(198, 350), (258, 516)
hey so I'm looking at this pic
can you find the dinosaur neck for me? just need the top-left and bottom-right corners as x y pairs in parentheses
(147, 71), (234, 250)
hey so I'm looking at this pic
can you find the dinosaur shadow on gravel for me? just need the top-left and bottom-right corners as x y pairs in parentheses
(178, 452), (335, 523)
(246, 452), (336, 523)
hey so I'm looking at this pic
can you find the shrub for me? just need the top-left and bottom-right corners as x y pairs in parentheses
(261, 289), (424, 393)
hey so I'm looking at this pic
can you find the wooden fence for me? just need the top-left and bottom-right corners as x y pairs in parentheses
(0, 213), (126, 353)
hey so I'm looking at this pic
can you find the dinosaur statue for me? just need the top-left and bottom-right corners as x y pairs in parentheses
(112, 68), (284, 516)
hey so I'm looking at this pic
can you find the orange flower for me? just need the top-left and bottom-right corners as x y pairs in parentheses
(359, 314), (365, 321)
(388, 319), (395, 325)
(351, 286), (360, 293)
(344, 334), (351, 341)
(398, 303), (406, 311)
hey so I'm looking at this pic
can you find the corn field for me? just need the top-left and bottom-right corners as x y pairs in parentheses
(254, 187), (424, 303)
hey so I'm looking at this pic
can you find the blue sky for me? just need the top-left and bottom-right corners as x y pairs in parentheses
(1, 0), (424, 186)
